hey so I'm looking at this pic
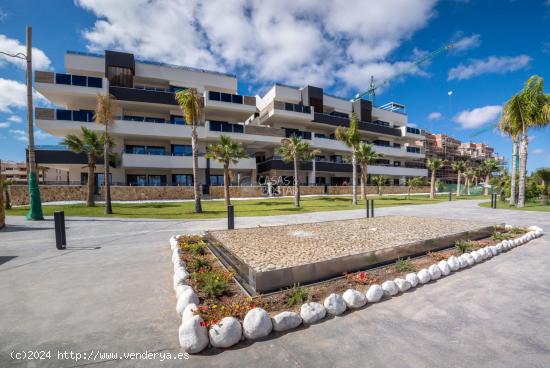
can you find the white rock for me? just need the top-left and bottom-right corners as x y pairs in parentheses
(342, 289), (367, 309)
(535, 230), (543, 237)
(457, 255), (468, 268)
(178, 315), (209, 354)
(428, 264), (442, 280)
(447, 256), (460, 271)
(437, 260), (451, 276)
(417, 269), (431, 284)
(495, 243), (503, 253)
(209, 317), (242, 348)
(405, 273), (419, 287)
(381, 280), (399, 296)
(504, 224), (513, 230)
(470, 251), (483, 263)
(528, 225), (542, 232)
(169, 236), (178, 250)
(172, 248), (182, 264)
(173, 270), (189, 290)
(324, 293), (347, 315)
(489, 246), (498, 256)
(513, 239), (520, 247)
(176, 289), (200, 315)
(502, 240), (511, 250)
(394, 278), (412, 292)
(272, 311), (302, 332)
(181, 303), (198, 323)
(243, 308), (272, 340)
(366, 284), (384, 302)
(175, 284), (193, 299)
(300, 302), (326, 324)
(482, 247), (492, 259)
(174, 260), (187, 273)
(463, 253), (475, 266)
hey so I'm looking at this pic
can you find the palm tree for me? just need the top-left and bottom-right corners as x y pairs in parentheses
(94, 94), (116, 214)
(176, 89), (204, 213)
(534, 167), (550, 205)
(335, 113), (361, 205)
(463, 168), (475, 196)
(481, 159), (501, 195)
(501, 75), (550, 207)
(427, 159), (443, 199)
(497, 115), (521, 206)
(491, 171), (510, 203)
(1, 177), (13, 209)
(451, 161), (466, 196)
(277, 135), (320, 208)
(62, 127), (106, 207)
(406, 177), (424, 200)
(206, 135), (247, 205)
(371, 175), (387, 197)
(355, 142), (381, 200)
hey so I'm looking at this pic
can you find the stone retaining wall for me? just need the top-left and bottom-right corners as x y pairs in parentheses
(327, 185), (430, 195)
(105, 186), (195, 201)
(10, 185), (87, 205)
(209, 186), (263, 199)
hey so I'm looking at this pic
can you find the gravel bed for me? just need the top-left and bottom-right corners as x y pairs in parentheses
(208, 216), (492, 271)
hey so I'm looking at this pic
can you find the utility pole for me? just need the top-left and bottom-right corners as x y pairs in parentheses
(25, 26), (43, 220)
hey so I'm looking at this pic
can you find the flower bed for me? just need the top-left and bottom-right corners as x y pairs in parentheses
(169, 225), (544, 353)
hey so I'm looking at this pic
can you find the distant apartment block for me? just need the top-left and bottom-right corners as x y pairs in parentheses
(32, 50), (426, 192)
(0, 160), (67, 184)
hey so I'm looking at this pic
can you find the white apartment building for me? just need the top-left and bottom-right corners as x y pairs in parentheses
(33, 50), (426, 192)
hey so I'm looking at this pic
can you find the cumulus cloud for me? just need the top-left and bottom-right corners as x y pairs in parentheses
(76, 0), (437, 94)
(8, 115), (22, 123)
(451, 33), (481, 52)
(0, 78), (47, 113)
(427, 112), (443, 121)
(9, 129), (27, 142)
(0, 34), (51, 70)
(532, 148), (543, 155)
(453, 105), (502, 129)
(0, 122), (9, 128)
(448, 55), (531, 81)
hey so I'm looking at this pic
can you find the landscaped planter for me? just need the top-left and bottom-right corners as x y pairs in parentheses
(169, 225), (544, 354)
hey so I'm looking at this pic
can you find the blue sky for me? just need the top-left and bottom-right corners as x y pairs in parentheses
(0, 0), (549, 171)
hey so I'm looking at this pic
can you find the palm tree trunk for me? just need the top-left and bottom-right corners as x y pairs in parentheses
(360, 164), (366, 200)
(518, 133), (527, 208)
(87, 161), (95, 207)
(407, 187), (411, 200)
(430, 171), (436, 199)
(5, 185), (11, 209)
(510, 136), (518, 206)
(456, 171), (461, 196)
(351, 152), (357, 205)
(223, 162), (230, 206)
(542, 184), (548, 205)
(484, 174), (490, 196)
(294, 155), (300, 208)
(191, 126), (202, 213)
(104, 124), (112, 214)
(467, 179), (470, 196)
(0, 182), (4, 229)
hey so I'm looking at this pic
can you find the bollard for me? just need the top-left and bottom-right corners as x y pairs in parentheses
(54, 211), (66, 249)
(449, 191), (452, 201)
(370, 199), (374, 218)
(366, 199), (370, 218)
(227, 204), (234, 230)
(492, 194), (498, 209)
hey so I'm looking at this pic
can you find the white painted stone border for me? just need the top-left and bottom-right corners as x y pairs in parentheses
(170, 226), (544, 353)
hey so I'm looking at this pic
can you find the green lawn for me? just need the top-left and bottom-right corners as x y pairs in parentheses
(7, 194), (488, 220)
(479, 200), (550, 212)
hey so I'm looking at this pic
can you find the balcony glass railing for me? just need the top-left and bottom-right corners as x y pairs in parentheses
(406, 146), (422, 154)
(54, 73), (102, 88)
(284, 102), (311, 114)
(56, 109), (94, 122)
(35, 145), (69, 151)
(209, 120), (244, 133)
(406, 126), (422, 135)
(208, 91), (243, 104)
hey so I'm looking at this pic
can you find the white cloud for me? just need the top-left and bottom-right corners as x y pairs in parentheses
(0, 122), (9, 128)
(0, 77), (47, 113)
(453, 105), (502, 129)
(448, 55), (531, 81)
(451, 33), (481, 52)
(0, 34), (51, 70)
(427, 112), (443, 121)
(9, 129), (27, 142)
(8, 115), (22, 123)
(76, 0), (437, 94)
(0, 8), (7, 23)
(532, 148), (543, 155)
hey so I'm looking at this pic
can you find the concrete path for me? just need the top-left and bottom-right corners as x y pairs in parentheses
(1, 200), (549, 367)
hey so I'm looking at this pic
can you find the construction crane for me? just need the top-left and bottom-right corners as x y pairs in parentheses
(353, 43), (454, 105)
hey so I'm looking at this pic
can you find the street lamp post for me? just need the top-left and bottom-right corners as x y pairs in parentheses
(0, 25), (43, 220)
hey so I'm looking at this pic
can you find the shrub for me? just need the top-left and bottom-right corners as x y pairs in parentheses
(178, 235), (207, 255)
(196, 296), (261, 328)
(509, 227), (527, 235)
(491, 231), (513, 241)
(343, 271), (380, 285)
(285, 283), (310, 307)
(426, 251), (448, 262)
(395, 257), (416, 273)
(192, 268), (233, 298)
(189, 256), (211, 272)
(455, 239), (475, 253)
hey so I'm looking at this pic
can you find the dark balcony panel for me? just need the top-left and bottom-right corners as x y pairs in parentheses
(56, 109), (72, 121)
(360, 121), (401, 136)
(34, 149), (87, 165)
(232, 94), (243, 104)
(257, 159), (357, 174)
(301, 85), (323, 114)
(209, 91), (221, 101)
(87, 77), (103, 88)
(105, 50), (135, 74)
(352, 99), (372, 122)
(72, 110), (93, 122)
(233, 124), (244, 133)
(71, 75), (87, 86)
(109, 86), (177, 105)
(221, 93), (232, 103)
(55, 73), (71, 85)
(313, 112), (350, 126)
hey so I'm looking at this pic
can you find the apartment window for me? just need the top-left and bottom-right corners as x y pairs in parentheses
(172, 145), (192, 156)
(330, 155), (343, 163)
(125, 145), (146, 154)
(374, 140), (390, 147)
(315, 177), (326, 185)
(72, 110), (94, 122)
(406, 126), (421, 135)
(284, 102), (310, 114)
(170, 115), (186, 125)
(55, 73), (71, 85)
(393, 143), (401, 149)
(329, 111), (349, 119)
(148, 175), (167, 186)
(209, 121), (244, 133)
(208, 91), (244, 104)
(169, 85), (187, 93)
(173, 174), (193, 186)
(315, 155), (325, 162)
(393, 161), (401, 167)
(210, 175), (224, 186)
(146, 146), (166, 155)
(284, 128), (311, 140)
(87, 77), (102, 88)
(127, 175), (147, 186)
(144, 117), (166, 124)
(393, 179), (400, 186)
(107, 66), (133, 87)
(71, 75), (86, 86)
(56, 109), (72, 121)
(406, 146), (421, 154)
(375, 159), (390, 166)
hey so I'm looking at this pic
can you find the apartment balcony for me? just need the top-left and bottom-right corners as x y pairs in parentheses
(312, 112), (402, 137)
(121, 152), (256, 170)
(257, 100), (314, 125)
(373, 144), (425, 159)
(204, 91), (256, 120)
(368, 165), (427, 177)
(34, 71), (107, 107)
(109, 85), (178, 107)
(401, 126), (425, 139)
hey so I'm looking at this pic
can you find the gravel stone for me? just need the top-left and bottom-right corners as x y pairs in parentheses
(272, 311), (302, 332)
(405, 273), (419, 287)
(324, 293), (347, 315)
(366, 284), (384, 302)
(342, 289), (367, 309)
(300, 302), (326, 324)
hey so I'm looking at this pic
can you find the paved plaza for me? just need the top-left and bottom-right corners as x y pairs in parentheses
(1, 200), (549, 367)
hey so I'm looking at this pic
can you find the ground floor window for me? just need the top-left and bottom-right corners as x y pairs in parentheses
(127, 174), (147, 186)
(173, 174), (193, 186)
(209, 175), (224, 186)
(315, 177), (326, 185)
(148, 175), (167, 186)
(331, 177), (350, 186)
